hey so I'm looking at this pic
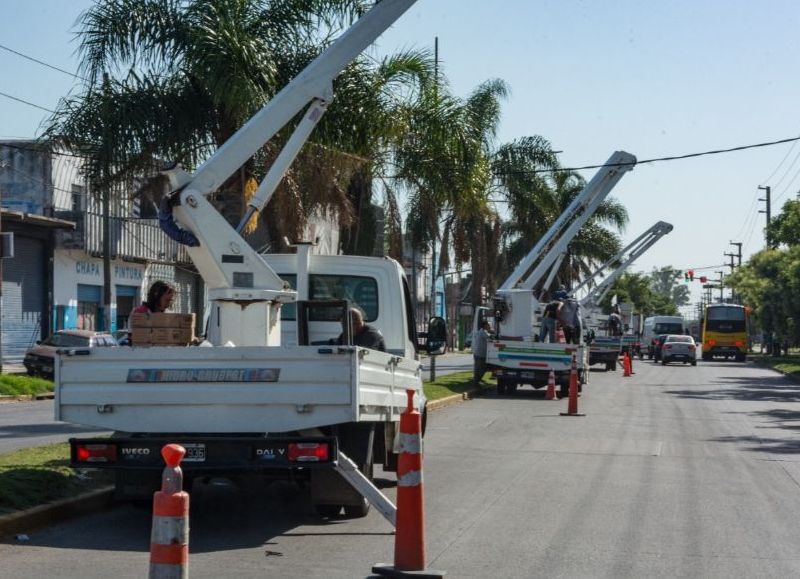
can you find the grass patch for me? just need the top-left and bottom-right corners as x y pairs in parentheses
(423, 371), (495, 401)
(0, 374), (54, 397)
(0, 443), (112, 516)
(751, 353), (800, 377)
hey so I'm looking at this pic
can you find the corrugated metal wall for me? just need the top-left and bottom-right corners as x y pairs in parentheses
(2, 237), (46, 363)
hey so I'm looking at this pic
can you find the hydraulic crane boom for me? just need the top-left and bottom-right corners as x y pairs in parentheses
(154, 0), (417, 346)
(499, 150), (637, 292)
(575, 220), (673, 310)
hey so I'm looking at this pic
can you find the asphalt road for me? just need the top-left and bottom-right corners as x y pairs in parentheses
(0, 400), (107, 454)
(4, 358), (800, 578)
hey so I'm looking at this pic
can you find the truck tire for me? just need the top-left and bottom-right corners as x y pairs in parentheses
(312, 423), (374, 519)
(606, 360), (617, 372)
(496, 379), (507, 395)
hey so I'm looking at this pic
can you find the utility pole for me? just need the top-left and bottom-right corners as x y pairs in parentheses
(724, 252), (736, 302)
(429, 36), (439, 382)
(101, 73), (113, 333)
(715, 270), (724, 303)
(730, 241), (742, 267)
(758, 185), (772, 249)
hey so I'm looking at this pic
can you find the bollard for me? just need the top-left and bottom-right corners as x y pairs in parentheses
(545, 369), (559, 400)
(373, 390), (445, 578)
(560, 353), (585, 417)
(149, 444), (189, 579)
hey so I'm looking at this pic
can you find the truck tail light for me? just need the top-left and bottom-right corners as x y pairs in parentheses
(288, 442), (329, 462)
(76, 443), (117, 463)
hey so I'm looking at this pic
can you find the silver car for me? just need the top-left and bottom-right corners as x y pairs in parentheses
(661, 335), (697, 366)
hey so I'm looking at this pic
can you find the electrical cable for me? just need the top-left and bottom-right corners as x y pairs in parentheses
(493, 135), (800, 176)
(0, 90), (56, 113)
(0, 42), (89, 83)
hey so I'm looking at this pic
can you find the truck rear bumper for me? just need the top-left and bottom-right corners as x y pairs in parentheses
(70, 435), (338, 473)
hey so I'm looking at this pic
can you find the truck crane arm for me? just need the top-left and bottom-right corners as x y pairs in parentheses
(575, 220), (674, 310)
(499, 151), (637, 292)
(153, 0), (418, 346)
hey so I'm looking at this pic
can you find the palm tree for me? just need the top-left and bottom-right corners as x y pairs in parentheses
(44, 0), (429, 250)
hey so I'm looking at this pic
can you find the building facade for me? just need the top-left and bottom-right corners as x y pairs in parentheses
(0, 141), (202, 363)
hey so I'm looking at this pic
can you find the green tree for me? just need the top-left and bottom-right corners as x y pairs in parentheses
(44, 0), (430, 250)
(599, 272), (677, 316)
(649, 266), (690, 309)
(767, 199), (800, 247)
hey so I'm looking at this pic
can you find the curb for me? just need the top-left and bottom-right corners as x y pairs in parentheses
(427, 385), (489, 412)
(0, 487), (114, 539)
(0, 393), (54, 404)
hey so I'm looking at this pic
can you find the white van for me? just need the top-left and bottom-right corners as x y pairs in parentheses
(642, 315), (685, 359)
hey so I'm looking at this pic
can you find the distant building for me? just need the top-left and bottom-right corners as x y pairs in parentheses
(0, 141), (202, 363)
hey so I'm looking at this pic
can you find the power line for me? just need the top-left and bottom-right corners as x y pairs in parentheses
(0, 42), (89, 83)
(494, 135), (800, 176)
(0, 90), (55, 113)
(761, 134), (799, 184)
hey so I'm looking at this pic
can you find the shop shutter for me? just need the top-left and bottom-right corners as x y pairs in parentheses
(77, 284), (101, 302)
(2, 237), (45, 363)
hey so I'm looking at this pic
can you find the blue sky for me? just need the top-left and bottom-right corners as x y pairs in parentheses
(2, 0), (799, 310)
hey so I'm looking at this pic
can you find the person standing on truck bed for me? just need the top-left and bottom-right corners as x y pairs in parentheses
(337, 307), (386, 351)
(133, 281), (175, 314)
(539, 294), (562, 343)
(472, 321), (491, 386)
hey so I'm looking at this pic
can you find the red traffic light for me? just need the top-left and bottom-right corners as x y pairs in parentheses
(688, 269), (694, 281)
(699, 276), (708, 283)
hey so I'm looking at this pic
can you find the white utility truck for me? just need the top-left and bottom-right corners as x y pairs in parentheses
(486, 151), (637, 396)
(573, 221), (673, 371)
(56, 0), (439, 520)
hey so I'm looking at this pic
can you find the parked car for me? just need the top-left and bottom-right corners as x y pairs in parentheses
(652, 334), (670, 362)
(661, 334), (697, 366)
(23, 330), (117, 378)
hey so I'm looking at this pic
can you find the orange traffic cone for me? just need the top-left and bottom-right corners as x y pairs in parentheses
(545, 369), (559, 400)
(149, 444), (189, 579)
(373, 390), (445, 578)
(623, 352), (632, 377)
(560, 353), (585, 417)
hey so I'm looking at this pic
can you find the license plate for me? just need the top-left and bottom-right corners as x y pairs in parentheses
(182, 443), (206, 462)
(521, 372), (538, 379)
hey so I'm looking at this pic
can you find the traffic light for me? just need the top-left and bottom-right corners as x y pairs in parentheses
(699, 276), (708, 283)
(688, 269), (694, 281)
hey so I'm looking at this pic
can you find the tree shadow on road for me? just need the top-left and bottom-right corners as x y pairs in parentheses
(664, 372), (800, 455)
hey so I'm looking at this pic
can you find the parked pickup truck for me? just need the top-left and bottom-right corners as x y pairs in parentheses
(57, 252), (443, 518)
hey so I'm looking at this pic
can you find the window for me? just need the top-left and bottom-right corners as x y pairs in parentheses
(278, 274), (379, 322)
(654, 323), (683, 335)
(71, 184), (85, 213)
(45, 334), (90, 348)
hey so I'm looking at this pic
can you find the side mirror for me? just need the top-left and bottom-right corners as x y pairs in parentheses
(424, 316), (447, 356)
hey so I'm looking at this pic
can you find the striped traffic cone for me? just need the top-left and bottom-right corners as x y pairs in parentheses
(373, 390), (445, 578)
(560, 353), (585, 417)
(545, 369), (559, 400)
(149, 444), (189, 579)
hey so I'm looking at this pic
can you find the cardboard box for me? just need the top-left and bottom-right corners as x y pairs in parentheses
(149, 327), (194, 345)
(131, 327), (152, 346)
(131, 312), (196, 331)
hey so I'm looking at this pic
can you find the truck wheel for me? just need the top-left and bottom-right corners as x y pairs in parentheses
(496, 379), (507, 395)
(702, 353), (712, 361)
(343, 497), (370, 518)
(314, 504), (342, 517)
(606, 361), (617, 372)
(505, 381), (517, 394)
(735, 354), (746, 363)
